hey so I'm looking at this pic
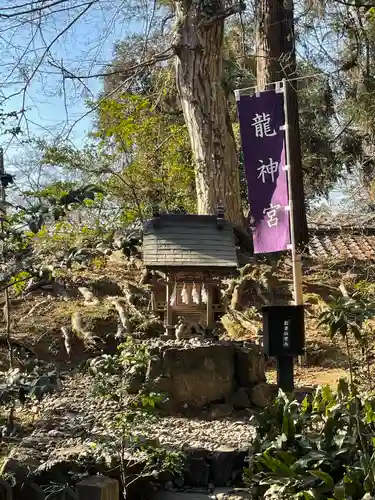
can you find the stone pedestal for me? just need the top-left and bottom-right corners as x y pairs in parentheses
(76, 476), (119, 500)
(0, 481), (12, 500)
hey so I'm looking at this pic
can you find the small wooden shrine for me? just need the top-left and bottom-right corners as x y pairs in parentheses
(142, 207), (238, 334)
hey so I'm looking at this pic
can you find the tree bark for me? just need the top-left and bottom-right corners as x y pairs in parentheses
(283, 0), (309, 249)
(174, 1), (244, 226)
(256, 0), (309, 248)
(256, 0), (284, 85)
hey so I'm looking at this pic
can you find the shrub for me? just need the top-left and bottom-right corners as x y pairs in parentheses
(87, 338), (183, 497)
(245, 380), (375, 499)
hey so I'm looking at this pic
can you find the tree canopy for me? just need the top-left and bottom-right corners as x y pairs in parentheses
(1, 0), (375, 225)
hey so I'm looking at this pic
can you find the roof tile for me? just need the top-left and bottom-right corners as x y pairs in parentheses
(309, 228), (375, 261)
(143, 214), (238, 268)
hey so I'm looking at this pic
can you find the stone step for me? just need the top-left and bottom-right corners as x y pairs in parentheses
(150, 488), (251, 500)
(151, 493), (210, 500)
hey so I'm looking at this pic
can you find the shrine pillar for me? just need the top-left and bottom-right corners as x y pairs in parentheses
(165, 278), (174, 335)
(206, 284), (215, 329)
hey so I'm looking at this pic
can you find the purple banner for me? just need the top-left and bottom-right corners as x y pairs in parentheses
(236, 90), (291, 254)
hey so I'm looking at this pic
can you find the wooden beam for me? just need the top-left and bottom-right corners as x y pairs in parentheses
(145, 265), (237, 276)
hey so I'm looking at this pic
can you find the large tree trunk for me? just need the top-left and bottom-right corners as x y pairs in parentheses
(174, 1), (244, 226)
(256, 0), (309, 248)
(256, 0), (284, 85)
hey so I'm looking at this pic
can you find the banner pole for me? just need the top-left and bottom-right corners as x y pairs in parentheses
(282, 78), (305, 365)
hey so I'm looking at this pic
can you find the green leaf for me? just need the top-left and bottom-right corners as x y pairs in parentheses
(282, 409), (296, 444)
(307, 470), (334, 489)
(301, 396), (310, 414)
(260, 452), (297, 477)
(333, 485), (346, 499)
(292, 452), (329, 471)
(301, 490), (319, 499)
(278, 450), (297, 466)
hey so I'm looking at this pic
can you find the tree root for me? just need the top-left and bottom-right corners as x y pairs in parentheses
(21, 299), (50, 321)
(78, 287), (99, 305)
(61, 326), (73, 360)
(110, 297), (132, 338)
(71, 312), (98, 349)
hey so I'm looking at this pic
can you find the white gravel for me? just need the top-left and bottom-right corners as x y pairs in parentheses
(26, 371), (255, 454)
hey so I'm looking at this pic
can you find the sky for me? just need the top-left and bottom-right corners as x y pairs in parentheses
(0, 1), (349, 212)
(0, 1), (144, 161)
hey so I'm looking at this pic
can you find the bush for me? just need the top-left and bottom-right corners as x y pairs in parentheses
(245, 380), (375, 499)
(87, 338), (182, 496)
(0, 364), (60, 405)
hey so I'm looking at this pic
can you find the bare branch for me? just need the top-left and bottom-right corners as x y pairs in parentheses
(0, 0), (73, 18)
(2, 0), (96, 152)
(47, 60), (95, 96)
(62, 46), (174, 138)
(51, 46), (174, 80)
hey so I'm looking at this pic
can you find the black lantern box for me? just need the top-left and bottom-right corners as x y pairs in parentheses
(262, 305), (305, 357)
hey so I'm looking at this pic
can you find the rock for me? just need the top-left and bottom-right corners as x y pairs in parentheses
(215, 489), (252, 500)
(151, 493), (210, 499)
(209, 403), (233, 420)
(165, 481), (174, 491)
(232, 468), (245, 486)
(76, 476), (119, 500)
(321, 358), (336, 368)
(174, 476), (185, 488)
(17, 482), (46, 500)
(65, 487), (80, 499)
(126, 370), (145, 394)
(232, 388), (250, 409)
(0, 480), (12, 500)
(153, 376), (172, 393)
(162, 344), (235, 407)
(214, 488), (235, 498)
(137, 318), (164, 338)
(91, 278), (123, 297)
(73, 248), (101, 260)
(109, 250), (128, 264)
(7, 367), (258, 495)
(184, 456), (210, 487)
(127, 475), (155, 500)
(146, 357), (163, 380)
(249, 382), (271, 408)
(210, 447), (247, 487)
(2, 456), (41, 483)
(235, 345), (265, 386)
(73, 305), (119, 341)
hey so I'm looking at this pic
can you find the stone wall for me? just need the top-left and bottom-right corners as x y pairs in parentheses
(144, 339), (270, 413)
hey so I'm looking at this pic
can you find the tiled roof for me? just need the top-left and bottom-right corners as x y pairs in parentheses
(143, 214), (238, 268)
(308, 227), (375, 261)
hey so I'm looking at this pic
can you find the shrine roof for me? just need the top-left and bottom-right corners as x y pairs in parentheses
(308, 226), (375, 262)
(143, 214), (238, 269)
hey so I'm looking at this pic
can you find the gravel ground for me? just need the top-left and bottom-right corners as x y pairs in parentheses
(145, 417), (254, 451)
(30, 372), (255, 453)
(4, 342), (258, 495)
(9, 369), (255, 475)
